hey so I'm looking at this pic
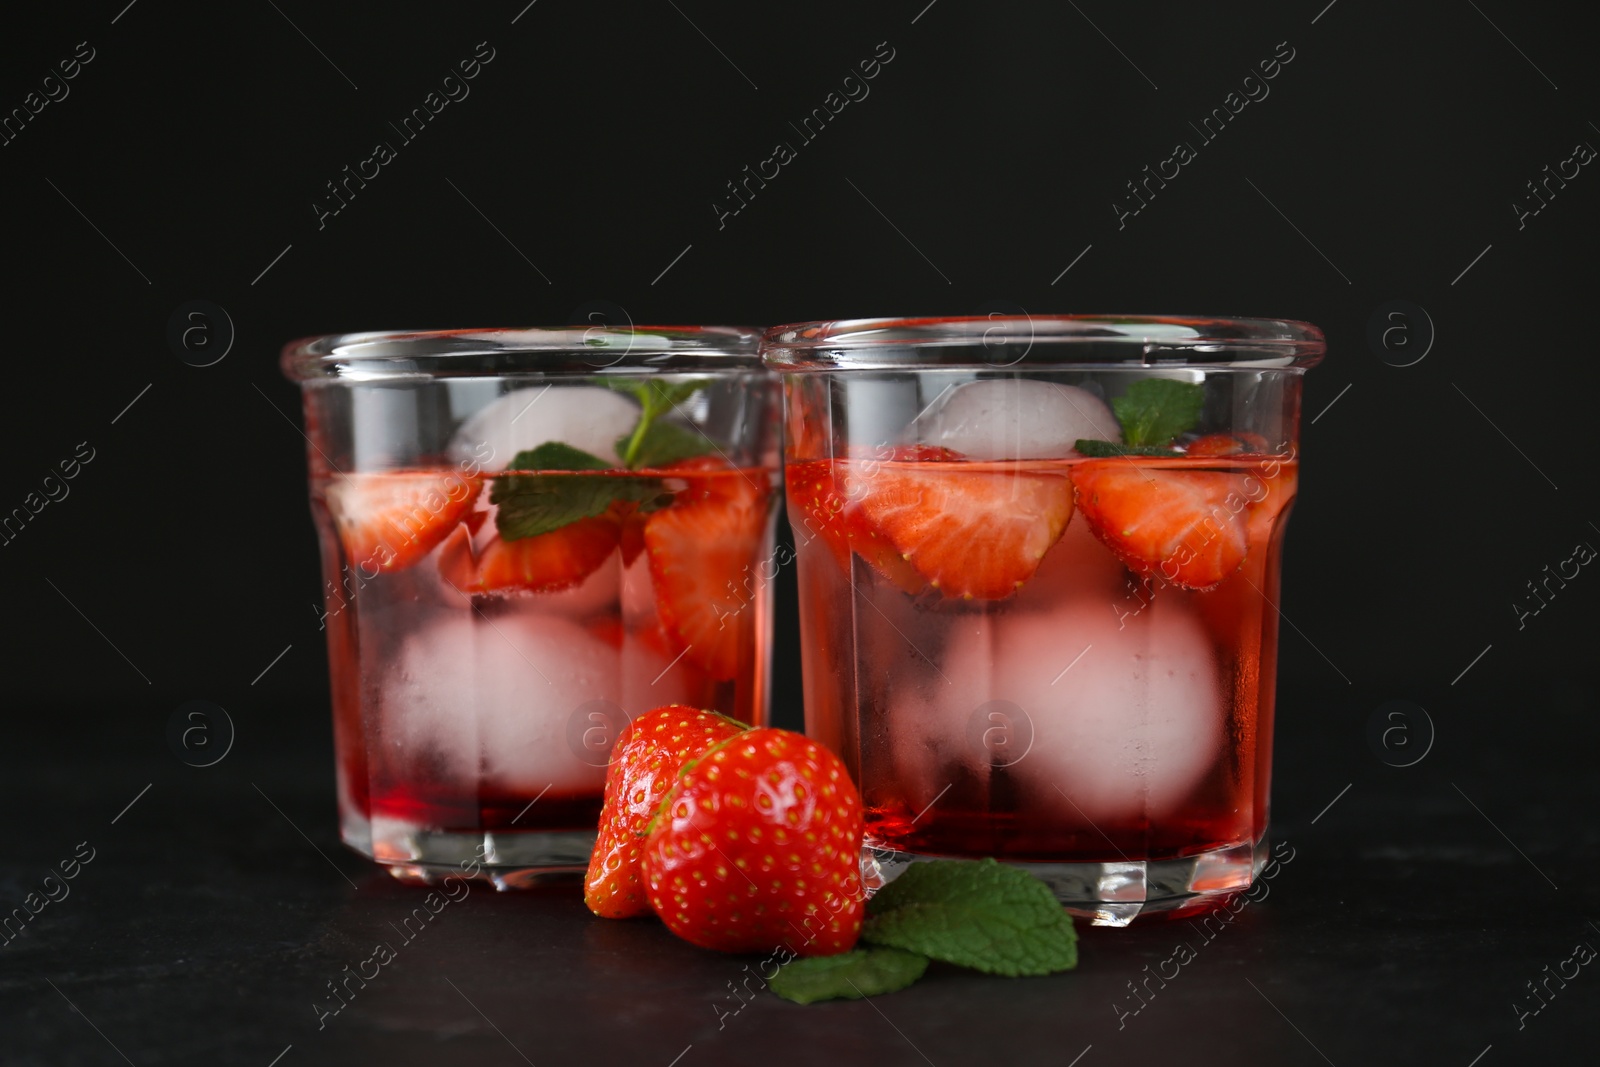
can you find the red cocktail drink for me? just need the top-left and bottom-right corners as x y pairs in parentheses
(285, 328), (778, 886)
(765, 316), (1322, 923)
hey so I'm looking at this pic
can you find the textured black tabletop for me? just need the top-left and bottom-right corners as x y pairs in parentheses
(5, 0), (1600, 1062)
(3, 681), (1594, 1067)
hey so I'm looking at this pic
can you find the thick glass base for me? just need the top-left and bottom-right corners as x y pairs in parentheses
(864, 834), (1267, 927)
(345, 811), (594, 891)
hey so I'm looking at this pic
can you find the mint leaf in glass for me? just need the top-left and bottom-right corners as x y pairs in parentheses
(1111, 379), (1205, 448)
(768, 947), (929, 1005)
(603, 377), (717, 469)
(489, 442), (664, 541)
(485, 377), (720, 541)
(505, 441), (612, 472)
(618, 421), (716, 470)
(862, 858), (1078, 977)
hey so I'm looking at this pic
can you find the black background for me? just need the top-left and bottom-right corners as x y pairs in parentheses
(2, 2), (1597, 1064)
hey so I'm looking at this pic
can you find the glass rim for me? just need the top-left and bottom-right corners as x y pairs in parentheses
(760, 314), (1326, 370)
(281, 326), (765, 383)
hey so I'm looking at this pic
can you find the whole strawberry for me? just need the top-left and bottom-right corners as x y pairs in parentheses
(641, 728), (865, 957)
(585, 705), (748, 919)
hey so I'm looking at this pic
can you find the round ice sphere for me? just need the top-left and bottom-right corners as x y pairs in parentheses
(448, 384), (640, 470)
(386, 613), (482, 784)
(388, 612), (692, 796)
(474, 614), (693, 791)
(897, 594), (1223, 823)
(910, 380), (1120, 460)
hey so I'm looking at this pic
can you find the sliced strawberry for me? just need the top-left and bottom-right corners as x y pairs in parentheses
(785, 461), (852, 574)
(644, 468), (770, 682)
(849, 452), (1074, 600)
(444, 515), (619, 594)
(326, 470), (480, 572)
(840, 510), (927, 595)
(1186, 432), (1270, 457)
(787, 450), (966, 594)
(642, 728), (865, 956)
(586, 704), (748, 919)
(1070, 461), (1250, 590)
(836, 446), (965, 595)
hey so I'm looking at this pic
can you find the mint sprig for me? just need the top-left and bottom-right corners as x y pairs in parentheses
(769, 947), (928, 1005)
(602, 378), (716, 470)
(623, 421), (713, 470)
(489, 443), (666, 541)
(488, 380), (717, 541)
(863, 858), (1078, 977)
(506, 441), (611, 472)
(1110, 378), (1204, 448)
(769, 859), (1078, 1005)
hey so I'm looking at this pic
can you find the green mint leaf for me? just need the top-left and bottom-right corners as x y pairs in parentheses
(642, 377), (713, 412)
(1073, 439), (1183, 458)
(490, 474), (663, 541)
(617, 421), (714, 470)
(597, 378), (651, 404)
(603, 377), (715, 469)
(862, 859), (1077, 977)
(505, 442), (611, 472)
(768, 947), (929, 1005)
(1112, 379), (1205, 447)
(597, 377), (710, 416)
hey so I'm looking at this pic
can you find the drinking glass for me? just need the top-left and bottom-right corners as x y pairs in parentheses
(763, 315), (1323, 923)
(282, 327), (780, 887)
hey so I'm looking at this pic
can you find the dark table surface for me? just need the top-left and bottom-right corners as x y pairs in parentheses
(3, 680), (1595, 1067)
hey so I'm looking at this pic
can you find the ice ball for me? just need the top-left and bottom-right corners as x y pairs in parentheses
(386, 611), (692, 797)
(448, 384), (640, 471)
(896, 594), (1222, 823)
(909, 379), (1120, 460)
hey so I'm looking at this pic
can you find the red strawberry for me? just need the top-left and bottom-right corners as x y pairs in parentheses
(585, 704), (748, 920)
(843, 516), (927, 595)
(785, 460), (853, 575)
(1070, 461), (1250, 590)
(442, 515), (620, 594)
(850, 451), (1074, 600)
(786, 459), (927, 593)
(1186, 432), (1270, 457)
(644, 465), (770, 681)
(642, 728), (865, 956)
(325, 470), (480, 572)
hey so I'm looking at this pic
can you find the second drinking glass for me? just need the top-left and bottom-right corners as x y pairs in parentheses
(764, 315), (1323, 924)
